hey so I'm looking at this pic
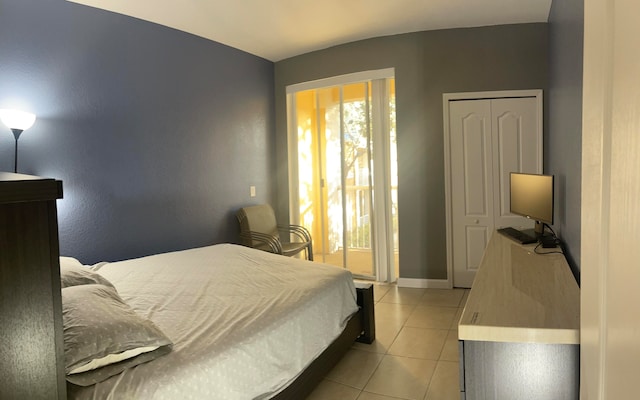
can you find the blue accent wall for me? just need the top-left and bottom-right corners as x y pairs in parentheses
(0, 0), (275, 263)
(548, 0), (584, 281)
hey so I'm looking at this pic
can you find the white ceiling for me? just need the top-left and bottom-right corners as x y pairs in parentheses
(67, 0), (552, 62)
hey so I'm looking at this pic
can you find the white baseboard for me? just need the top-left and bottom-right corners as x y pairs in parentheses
(397, 278), (451, 289)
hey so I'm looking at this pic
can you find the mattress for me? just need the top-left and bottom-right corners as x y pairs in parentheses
(67, 244), (358, 400)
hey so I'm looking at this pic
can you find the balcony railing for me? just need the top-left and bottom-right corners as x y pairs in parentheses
(299, 184), (398, 252)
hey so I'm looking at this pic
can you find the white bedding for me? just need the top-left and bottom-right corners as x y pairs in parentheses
(67, 244), (358, 400)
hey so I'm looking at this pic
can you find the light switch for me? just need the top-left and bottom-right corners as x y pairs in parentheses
(250, 186), (256, 197)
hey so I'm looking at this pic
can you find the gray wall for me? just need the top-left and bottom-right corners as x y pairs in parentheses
(275, 24), (548, 281)
(0, 0), (276, 263)
(548, 0), (584, 281)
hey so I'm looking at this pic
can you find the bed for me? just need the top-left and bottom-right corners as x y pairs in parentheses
(61, 243), (372, 399)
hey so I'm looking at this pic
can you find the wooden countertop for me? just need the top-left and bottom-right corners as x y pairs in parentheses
(458, 232), (580, 344)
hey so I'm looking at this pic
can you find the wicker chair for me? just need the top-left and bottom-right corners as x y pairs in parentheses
(236, 204), (313, 261)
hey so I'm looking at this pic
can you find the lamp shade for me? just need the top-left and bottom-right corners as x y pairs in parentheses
(0, 109), (36, 131)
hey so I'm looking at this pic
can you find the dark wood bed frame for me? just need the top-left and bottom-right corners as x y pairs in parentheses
(273, 284), (376, 400)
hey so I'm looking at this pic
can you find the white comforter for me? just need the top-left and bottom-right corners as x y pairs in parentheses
(68, 244), (358, 400)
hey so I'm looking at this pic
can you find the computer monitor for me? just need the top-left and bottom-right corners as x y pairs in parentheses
(510, 172), (554, 236)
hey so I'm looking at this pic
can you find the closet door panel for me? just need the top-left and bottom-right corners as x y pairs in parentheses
(492, 97), (542, 229)
(449, 99), (494, 288)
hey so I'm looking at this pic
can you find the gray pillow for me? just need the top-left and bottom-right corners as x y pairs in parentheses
(62, 284), (172, 386)
(59, 258), (115, 289)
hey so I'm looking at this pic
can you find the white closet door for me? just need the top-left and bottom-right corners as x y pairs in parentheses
(450, 99), (494, 288)
(491, 97), (543, 230)
(447, 94), (542, 288)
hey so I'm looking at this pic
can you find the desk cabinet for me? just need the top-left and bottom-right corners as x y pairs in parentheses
(458, 232), (580, 400)
(0, 173), (65, 399)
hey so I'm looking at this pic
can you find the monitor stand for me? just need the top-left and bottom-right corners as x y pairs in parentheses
(523, 221), (549, 239)
(533, 220), (545, 236)
(522, 223), (557, 247)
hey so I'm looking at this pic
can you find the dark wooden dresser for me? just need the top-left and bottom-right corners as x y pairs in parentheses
(0, 172), (65, 399)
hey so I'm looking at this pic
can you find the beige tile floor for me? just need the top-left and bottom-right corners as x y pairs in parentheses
(306, 284), (470, 400)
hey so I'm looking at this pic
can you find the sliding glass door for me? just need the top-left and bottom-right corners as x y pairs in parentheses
(287, 69), (398, 281)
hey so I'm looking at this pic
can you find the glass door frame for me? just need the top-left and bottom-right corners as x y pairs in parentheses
(286, 68), (397, 282)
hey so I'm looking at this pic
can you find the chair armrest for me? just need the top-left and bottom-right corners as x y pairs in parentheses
(239, 231), (283, 254)
(278, 224), (312, 243)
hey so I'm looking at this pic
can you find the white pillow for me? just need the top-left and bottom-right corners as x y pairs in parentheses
(68, 345), (160, 374)
(62, 284), (173, 386)
(59, 257), (115, 289)
(60, 256), (83, 269)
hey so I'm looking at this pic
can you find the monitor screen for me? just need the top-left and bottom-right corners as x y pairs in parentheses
(509, 172), (554, 225)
